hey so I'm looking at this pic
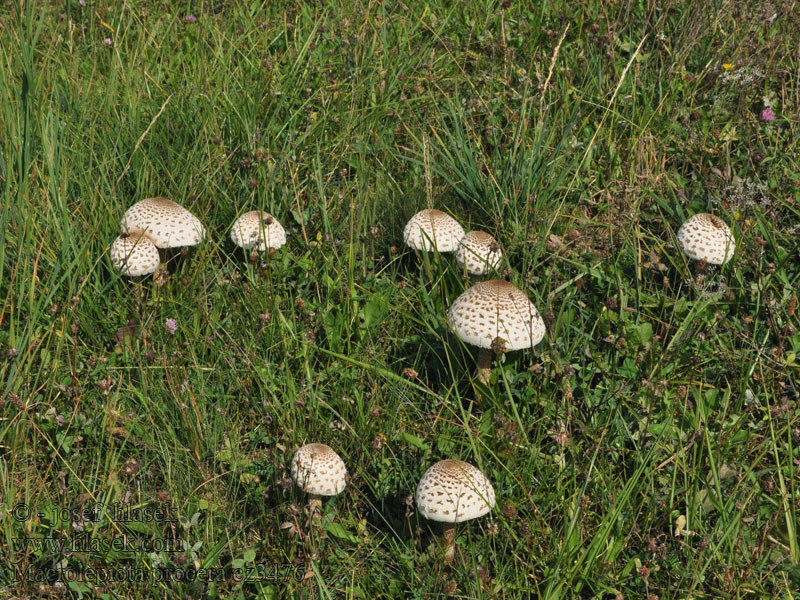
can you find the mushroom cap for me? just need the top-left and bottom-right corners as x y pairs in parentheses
(403, 209), (465, 252)
(121, 197), (206, 249)
(446, 279), (546, 351)
(291, 443), (347, 497)
(230, 211), (287, 252)
(109, 231), (161, 277)
(455, 231), (503, 275)
(416, 459), (495, 523)
(676, 213), (735, 265)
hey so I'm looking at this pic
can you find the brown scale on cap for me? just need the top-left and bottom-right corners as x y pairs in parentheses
(403, 209), (465, 252)
(456, 231), (503, 275)
(291, 443), (347, 497)
(230, 210), (287, 252)
(121, 197), (206, 249)
(109, 231), (160, 277)
(447, 280), (545, 351)
(416, 459), (495, 523)
(676, 213), (735, 265)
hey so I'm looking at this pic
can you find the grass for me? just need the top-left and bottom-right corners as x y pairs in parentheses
(1, 0), (799, 598)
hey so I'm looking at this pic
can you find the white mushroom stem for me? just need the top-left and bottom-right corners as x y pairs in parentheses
(442, 522), (457, 563)
(476, 348), (493, 384)
(308, 494), (323, 519)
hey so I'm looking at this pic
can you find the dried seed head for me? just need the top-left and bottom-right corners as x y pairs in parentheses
(122, 458), (140, 477)
(501, 502), (518, 520)
(403, 367), (419, 379)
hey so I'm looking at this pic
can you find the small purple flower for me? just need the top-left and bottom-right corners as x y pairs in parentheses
(79, 0), (86, 5)
(165, 318), (178, 335)
(183, 14), (197, 24)
(760, 107), (775, 121)
(103, 37), (113, 46)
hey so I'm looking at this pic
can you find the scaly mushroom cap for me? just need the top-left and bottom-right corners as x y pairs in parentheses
(230, 211), (287, 252)
(291, 443), (347, 497)
(109, 231), (161, 277)
(456, 231), (503, 275)
(403, 209), (465, 252)
(416, 459), (495, 523)
(676, 213), (735, 265)
(447, 279), (546, 351)
(121, 197), (206, 249)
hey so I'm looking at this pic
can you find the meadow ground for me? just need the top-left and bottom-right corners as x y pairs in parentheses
(1, 0), (800, 598)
